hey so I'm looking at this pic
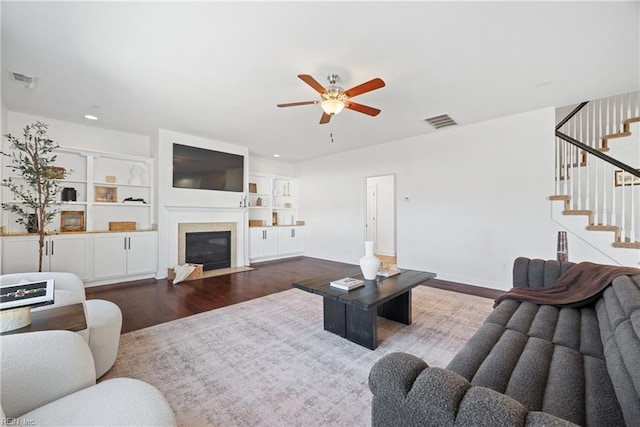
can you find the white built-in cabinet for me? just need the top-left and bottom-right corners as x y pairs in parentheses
(277, 226), (304, 255)
(1, 146), (156, 284)
(249, 227), (279, 260)
(1, 234), (89, 279)
(93, 232), (157, 280)
(247, 173), (304, 263)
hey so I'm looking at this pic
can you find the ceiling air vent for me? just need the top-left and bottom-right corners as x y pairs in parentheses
(9, 71), (36, 88)
(424, 114), (457, 129)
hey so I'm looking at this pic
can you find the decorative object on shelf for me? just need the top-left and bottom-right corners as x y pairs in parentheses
(248, 183), (257, 193)
(122, 197), (147, 204)
(272, 212), (278, 225)
(128, 165), (146, 185)
(284, 202), (292, 208)
(94, 185), (118, 203)
(108, 221), (136, 231)
(557, 231), (568, 262)
(1, 121), (66, 271)
(249, 219), (263, 227)
(256, 197), (263, 207)
(61, 187), (78, 202)
(284, 182), (290, 196)
(60, 211), (85, 232)
(359, 240), (382, 280)
(105, 175), (116, 183)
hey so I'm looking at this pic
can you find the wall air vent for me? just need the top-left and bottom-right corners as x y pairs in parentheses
(9, 71), (36, 88)
(424, 114), (457, 129)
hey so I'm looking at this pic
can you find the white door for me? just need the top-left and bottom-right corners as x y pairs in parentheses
(366, 185), (377, 242)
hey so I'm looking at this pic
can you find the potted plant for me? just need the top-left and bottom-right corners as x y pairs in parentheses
(1, 122), (65, 271)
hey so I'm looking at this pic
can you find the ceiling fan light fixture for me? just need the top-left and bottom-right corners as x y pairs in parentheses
(320, 99), (345, 115)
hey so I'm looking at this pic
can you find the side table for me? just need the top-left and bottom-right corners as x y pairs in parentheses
(0, 303), (87, 335)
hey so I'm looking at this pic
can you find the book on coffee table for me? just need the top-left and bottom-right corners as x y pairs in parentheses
(330, 277), (365, 291)
(377, 266), (401, 277)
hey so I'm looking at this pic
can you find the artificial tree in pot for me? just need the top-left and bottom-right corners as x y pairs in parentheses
(1, 122), (65, 272)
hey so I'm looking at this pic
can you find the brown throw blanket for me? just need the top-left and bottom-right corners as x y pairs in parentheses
(494, 262), (640, 308)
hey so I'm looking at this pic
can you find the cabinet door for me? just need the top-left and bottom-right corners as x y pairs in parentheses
(291, 227), (304, 253)
(93, 233), (127, 279)
(249, 227), (265, 259)
(277, 227), (294, 255)
(278, 227), (303, 255)
(1, 235), (41, 273)
(49, 234), (89, 279)
(263, 228), (279, 257)
(127, 232), (157, 275)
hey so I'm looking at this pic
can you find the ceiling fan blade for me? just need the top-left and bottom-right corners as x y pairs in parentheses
(319, 112), (332, 124)
(277, 101), (318, 108)
(345, 102), (381, 116)
(343, 78), (385, 98)
(298, 74), (326, 95)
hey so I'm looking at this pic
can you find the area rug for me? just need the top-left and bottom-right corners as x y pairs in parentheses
(102, 286), (495, 426)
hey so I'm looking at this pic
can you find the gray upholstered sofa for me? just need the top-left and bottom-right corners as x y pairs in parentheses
(369, 257), (640, 426)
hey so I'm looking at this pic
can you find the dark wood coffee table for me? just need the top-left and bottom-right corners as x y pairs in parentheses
(293, 268), (436, 349)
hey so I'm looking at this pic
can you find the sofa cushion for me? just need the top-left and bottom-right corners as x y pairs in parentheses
(446, 297), (624, 425)
(596, 275), (640, 426)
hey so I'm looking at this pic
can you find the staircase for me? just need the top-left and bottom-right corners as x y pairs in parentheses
(551, 90), (640, 266)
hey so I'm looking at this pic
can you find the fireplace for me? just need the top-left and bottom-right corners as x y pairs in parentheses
(185, 231), (231, 271)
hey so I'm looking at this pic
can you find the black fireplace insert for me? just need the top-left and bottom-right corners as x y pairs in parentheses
(185, 231), (231, 271)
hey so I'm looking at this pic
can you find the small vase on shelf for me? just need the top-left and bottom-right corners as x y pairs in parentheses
(359, 241), (381, 280)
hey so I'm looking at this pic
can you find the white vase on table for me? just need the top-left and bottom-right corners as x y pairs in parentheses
(359, 241), (381, 280)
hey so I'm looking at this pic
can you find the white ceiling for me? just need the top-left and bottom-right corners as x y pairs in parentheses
(2, 1), (639, 162)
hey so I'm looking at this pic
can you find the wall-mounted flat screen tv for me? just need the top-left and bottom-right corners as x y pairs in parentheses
(173, 143), (244, 192)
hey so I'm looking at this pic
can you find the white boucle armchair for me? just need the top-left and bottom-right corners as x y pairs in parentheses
(0, 330), (176, 426)
(0, 272), (122, 378)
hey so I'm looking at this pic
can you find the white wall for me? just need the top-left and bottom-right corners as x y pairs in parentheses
(5, 112), (151, 157)
(250, 156), (295, 177)
(296, 107), (614, 291)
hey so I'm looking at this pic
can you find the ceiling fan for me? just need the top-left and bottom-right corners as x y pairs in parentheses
(277, 74), (385, 124)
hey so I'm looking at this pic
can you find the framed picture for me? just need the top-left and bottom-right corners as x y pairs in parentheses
(95, 185), (118, 203)
(614, 170), (640, 187)
(248, 182), (257, 193)
(60, 210), (85, 232)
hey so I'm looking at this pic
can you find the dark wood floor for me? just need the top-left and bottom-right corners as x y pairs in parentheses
(86, 257), (503, 334)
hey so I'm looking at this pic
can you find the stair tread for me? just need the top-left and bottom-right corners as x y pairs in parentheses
(587, 225), (619, 232)
(603, 131), (632, 141)
(612, 241), (640, 249)
(549, 195), (570, 201)
(563, 210), (592, 215)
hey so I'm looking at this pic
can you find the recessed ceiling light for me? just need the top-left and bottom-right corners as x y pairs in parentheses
(84, 115), (98, 120)
(273, 154), (280, 158)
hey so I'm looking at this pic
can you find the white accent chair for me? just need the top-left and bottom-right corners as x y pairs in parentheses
(0, 330), (176, 426)
(0, 272), (122, 378)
